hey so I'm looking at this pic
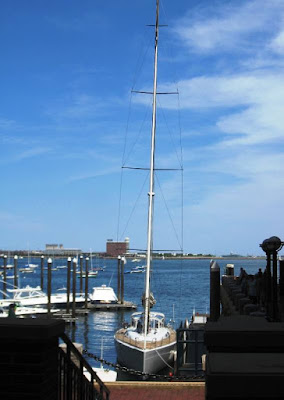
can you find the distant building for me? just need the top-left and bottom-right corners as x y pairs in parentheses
(106, 238), (129, 257)
(45, 244), (81, 256)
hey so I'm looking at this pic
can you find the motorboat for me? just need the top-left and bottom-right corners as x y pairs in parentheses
(89, 285), (118, 304)
(0, 305), (60, 317)
(0, 285), (87, 308)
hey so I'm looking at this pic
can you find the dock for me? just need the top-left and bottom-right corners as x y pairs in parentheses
(88, 301), (137, 311)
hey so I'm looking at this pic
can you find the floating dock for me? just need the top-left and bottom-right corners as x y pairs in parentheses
(88, 301), (137, 311)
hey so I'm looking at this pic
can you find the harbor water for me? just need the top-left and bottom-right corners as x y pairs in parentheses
(0, 256), (266, 375)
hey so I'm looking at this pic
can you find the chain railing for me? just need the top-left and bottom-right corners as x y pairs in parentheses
(83, 349), (205, 382)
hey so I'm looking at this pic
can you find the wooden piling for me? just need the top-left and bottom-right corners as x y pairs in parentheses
(85, 257), (89, 309)
(72, 258), (77, 318)
(47, 258), (52, 317)
(272, 250), (279, 320)
(79, 255), (83, 294)
(40, 255), (44, 290)
(210, 260), (220, 321)
(13, 255), (18, 288)
(3, 255), (7, 299)
(117, 256), (121, 303)
(279, 259), (284, 296)
(66, 257), (71, 314)
(121, 257), (125, 304)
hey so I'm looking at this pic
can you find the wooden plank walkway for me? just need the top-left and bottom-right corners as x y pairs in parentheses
(106, 382), (205, 400)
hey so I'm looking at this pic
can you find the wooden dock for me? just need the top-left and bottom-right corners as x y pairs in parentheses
(88, 301), (137, 311)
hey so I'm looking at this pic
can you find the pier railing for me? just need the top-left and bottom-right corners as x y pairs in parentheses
(115, 329), (176, 349)
(59, 333), (110, 400)
(176, 327), (205, 377)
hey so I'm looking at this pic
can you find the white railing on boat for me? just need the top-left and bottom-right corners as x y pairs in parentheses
(115, 329), (176, 349)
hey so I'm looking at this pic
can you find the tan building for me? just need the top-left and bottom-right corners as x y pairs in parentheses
(106, 238), (129, 257)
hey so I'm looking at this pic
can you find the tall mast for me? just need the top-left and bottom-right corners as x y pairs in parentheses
(144, 0), (159, 340)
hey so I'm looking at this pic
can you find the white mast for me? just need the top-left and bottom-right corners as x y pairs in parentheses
(143, 0), (160, 341)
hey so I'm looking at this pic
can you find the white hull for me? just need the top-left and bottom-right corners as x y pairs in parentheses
(115, 338), (175, 375)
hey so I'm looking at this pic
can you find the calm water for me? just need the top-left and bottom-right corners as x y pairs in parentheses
(1, 256), (266, 371)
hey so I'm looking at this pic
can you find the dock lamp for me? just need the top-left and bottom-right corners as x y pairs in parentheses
(260, 236), (284, 321)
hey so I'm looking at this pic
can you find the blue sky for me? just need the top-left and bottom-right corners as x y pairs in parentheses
(1, 0), (284, 256)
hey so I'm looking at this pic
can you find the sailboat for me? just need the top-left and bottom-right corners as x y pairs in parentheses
(114, 0), (176, 375)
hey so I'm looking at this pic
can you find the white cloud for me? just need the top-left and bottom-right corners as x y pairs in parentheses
(269, 30), (284, 54)
(173, 0), (284, 54)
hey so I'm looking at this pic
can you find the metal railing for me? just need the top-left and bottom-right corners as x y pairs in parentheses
(59, 333), (110, 400)
(176, 327), (205, 377)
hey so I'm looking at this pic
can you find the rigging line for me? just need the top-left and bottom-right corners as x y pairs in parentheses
(131, 90), (178, 95)
(156, 95), (183, 169)
(159, 0), (179, 96)
(177, 91), (184, 322)
(122, 166), (182, 171)
(155, 172), (183, 251)
(117, 89), (135, 242)
(131, 26), (153, 91)
(154, 349), (174, 370)
(118, 172), (149, 242)
(122, 101), (152, 168)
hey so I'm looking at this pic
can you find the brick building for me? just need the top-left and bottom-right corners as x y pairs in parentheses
(106, 237), (129, 257)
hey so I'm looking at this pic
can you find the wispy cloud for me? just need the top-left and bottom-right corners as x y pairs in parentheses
(13, 147), (52, 162)
(68, 166), (119, 183)
(173, 0), (284, 54)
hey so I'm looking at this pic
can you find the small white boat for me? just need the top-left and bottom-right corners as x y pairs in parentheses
(84, 367), (117, 383)
(25, 263), (38, 269)
(0, 305), (60, 317)
(89, 285), (118, 304)
(19, 267), (35, 273)
(84, 338), (117, 382)
(0, 285), (88, 308)
(78, 270), (98, 278)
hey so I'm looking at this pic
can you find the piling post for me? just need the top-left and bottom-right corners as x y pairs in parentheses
(80, 255), (83, 294)
(210, 260), (220, 321)
(40, 255), (44, 290)
(47, 258), (52, 317)
(117, 256), (121, 303)
(85, 257), (89, 309)
(280, 259), (284, 296)
(121, 257), (125, 304)
(3, 255), (7, 299)
(272, 250), (279, 321)
(66, 257), (71, 314)
(13, 255), (18, 288)
(72, 257), (77, 318)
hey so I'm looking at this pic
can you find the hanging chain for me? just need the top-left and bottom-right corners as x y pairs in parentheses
(83, 349), (204, 381)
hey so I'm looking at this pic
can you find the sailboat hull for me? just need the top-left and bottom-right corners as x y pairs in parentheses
(115, 337), (176, 375)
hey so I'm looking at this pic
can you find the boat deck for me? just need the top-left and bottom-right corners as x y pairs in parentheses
(106, 381), (205, 400)
(115, 329), (176, 349)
